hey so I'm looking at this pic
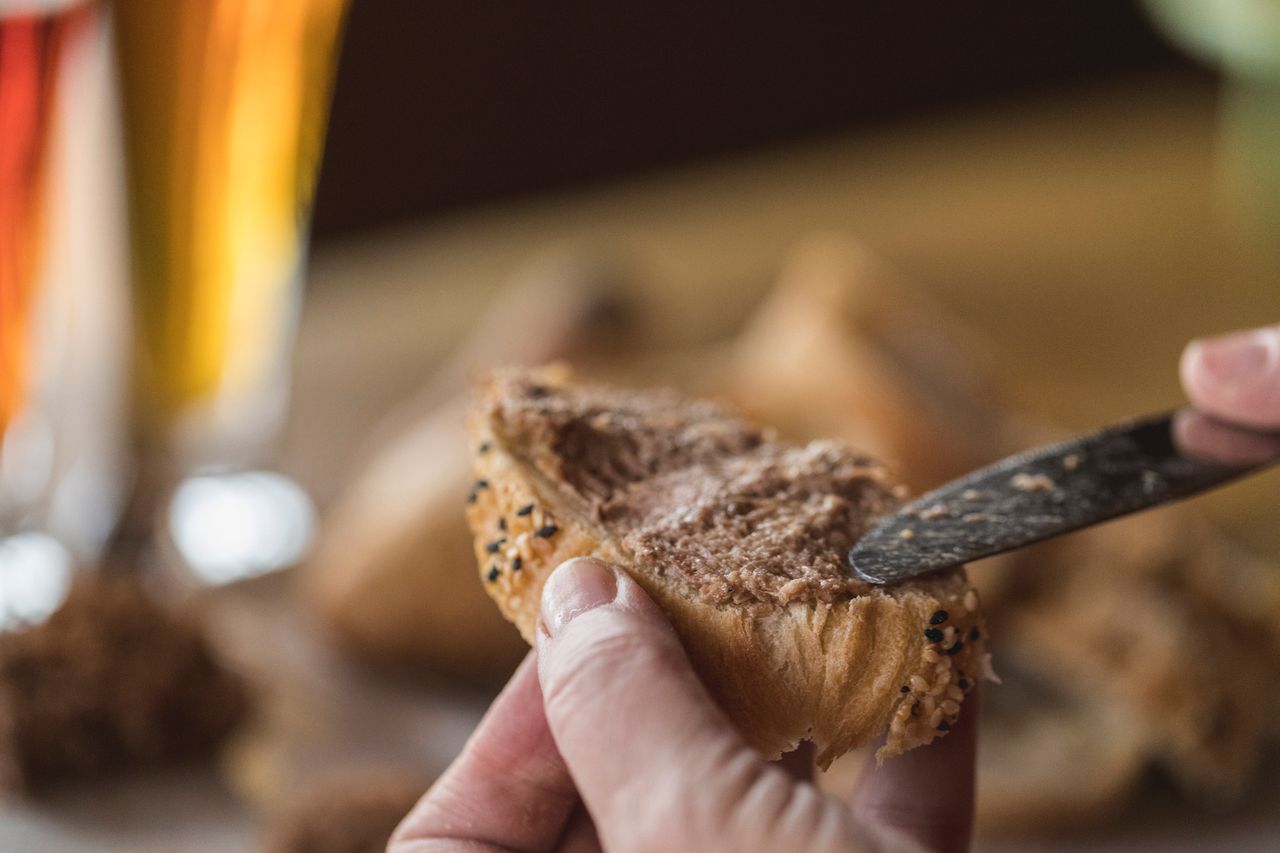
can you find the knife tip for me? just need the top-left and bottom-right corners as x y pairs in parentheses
(846, 547), (891, 585)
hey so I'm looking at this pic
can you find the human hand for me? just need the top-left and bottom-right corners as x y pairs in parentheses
(1177, 324), (1280, 462)
(391, 558), (976, 853)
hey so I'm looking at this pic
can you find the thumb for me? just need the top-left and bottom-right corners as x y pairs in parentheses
(535, 558), (867, 853)
(1181, 324), (1280, 429)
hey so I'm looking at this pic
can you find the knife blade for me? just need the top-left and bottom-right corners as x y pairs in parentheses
(847, 409), (1280, 585)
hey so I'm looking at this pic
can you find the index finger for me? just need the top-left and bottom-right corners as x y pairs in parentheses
(390, 653), (580, 852)
(849, 689), (978, 853)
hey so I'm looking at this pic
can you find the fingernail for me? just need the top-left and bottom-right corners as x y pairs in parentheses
(540, 558), (618, 637)
(1192, 328), (1277, 386)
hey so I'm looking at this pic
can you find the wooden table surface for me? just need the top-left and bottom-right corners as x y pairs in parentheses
(3, 71), (1277, 850)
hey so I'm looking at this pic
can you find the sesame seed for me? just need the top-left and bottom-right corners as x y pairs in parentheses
(969, 626), (980, 641)
(911, 702), (920, 716)
(478, 441), (491, 454)
(958, 678), (969, 690)
(930, 610), (949, 625)
(923, 649), (940, 663)
(535, 524), (559, 539)
(486, 566), (500, 582)
(474, 479), (489, 491)
(467, 491), (478, 505)
(937, 720), (951, 732)
(486, 539), (506, 554)
(929, 708), (944, 728)
(964, 590), (978, 612)
(924, 627), (944, 643)
(512, 556), (523, 572)
(910, 675), (929, 692)
(900, 685), (910, 693)
(945, 641), (964, 656)
(498, 517), (507, 532)
(516, 504), (535, 516)
(940, 699), (960, 715)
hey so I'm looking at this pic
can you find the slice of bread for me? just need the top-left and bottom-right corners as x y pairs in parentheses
(465, 365), (989, 767)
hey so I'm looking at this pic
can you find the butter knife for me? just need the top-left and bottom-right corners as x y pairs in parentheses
(848, 408), (1280, 585)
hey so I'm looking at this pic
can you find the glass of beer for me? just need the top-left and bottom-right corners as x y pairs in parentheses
(110, 0), (349, 585)
(1, 0), (129, 624)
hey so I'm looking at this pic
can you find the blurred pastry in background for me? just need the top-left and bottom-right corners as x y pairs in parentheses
(301, 250), (642, 682)
(729, 234), (1013, 492)
(999, 512), (1278, 799)
(969, 655), (1148, 833)
(302, 397), (522, 682)
(0, 576), (248, 793)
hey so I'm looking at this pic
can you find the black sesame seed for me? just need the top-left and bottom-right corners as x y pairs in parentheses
(527, 385), (550, 398)
(945, 641), (964, 656)
(478, 441), (491, 454)
(938, 720), (951, 732)
(930, 610), (949, 625)
(958, 678), (970, 690)
(498, 517), (507, 532)
(911, 702), (920, 716)
(486, 539), (506, 554)
(969, 626), (980, 641)
(474, 479), (489, 491)
(900, 685), (910, 693)
(535, 524), (559, 539)
(467, 491), (478, 505)
(512, 556), (523, 572)
(516, 504), (535, 516)
(924, 627), (944, 643)
(486, 566), (500, 582)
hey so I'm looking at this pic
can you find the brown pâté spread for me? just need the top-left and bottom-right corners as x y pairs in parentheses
(489, 374), (901, 607)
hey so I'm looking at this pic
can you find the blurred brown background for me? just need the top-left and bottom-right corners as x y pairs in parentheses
(311, 1), (1195, 238)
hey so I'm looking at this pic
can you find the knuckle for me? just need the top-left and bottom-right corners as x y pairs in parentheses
(713, 759), (860, 852)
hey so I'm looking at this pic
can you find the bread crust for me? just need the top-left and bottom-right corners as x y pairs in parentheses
(465, 368), (989, 768)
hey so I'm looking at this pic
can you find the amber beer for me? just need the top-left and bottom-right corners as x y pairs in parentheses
(111, 0), (347, 455)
